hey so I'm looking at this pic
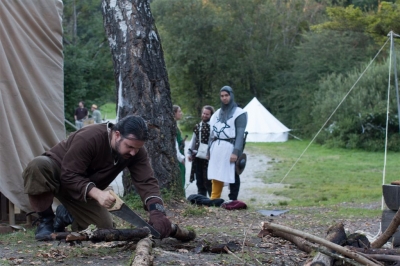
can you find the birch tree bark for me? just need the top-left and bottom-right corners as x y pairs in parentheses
(101, 0), (181, 192)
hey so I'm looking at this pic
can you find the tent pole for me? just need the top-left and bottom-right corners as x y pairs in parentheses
(389, 31), (400, 132)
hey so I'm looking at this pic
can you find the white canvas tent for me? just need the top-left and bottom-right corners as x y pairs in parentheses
(0, 0), (65, 214)
(243, 97), (290, 142)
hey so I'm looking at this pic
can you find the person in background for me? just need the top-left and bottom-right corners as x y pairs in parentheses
(207, 86), (247, 202)
(188, 105), (214, 196)
(74, 101), (88, 129)
(173, 105), (186, 188)
(91, 104), (102, 124)
(23, 115), (172, 240)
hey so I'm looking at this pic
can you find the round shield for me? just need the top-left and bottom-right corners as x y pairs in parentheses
(235, 153), (247, 175)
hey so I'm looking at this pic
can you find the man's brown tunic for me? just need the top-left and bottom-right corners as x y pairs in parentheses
(44, 123), (160, 202)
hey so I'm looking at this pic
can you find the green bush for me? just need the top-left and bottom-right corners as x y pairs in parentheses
(311, 54), (400, 151)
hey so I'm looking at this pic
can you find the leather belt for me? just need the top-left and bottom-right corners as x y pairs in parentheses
(213, 137), (235, 144)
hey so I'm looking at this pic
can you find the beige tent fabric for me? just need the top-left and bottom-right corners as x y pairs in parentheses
(0, 0), (65, 213)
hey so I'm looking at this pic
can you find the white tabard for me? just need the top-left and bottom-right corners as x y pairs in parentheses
(207, 107), (246, 183)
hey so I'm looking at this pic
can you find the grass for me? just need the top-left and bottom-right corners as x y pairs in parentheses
(100, 102), (117, 120)
(246, 139), (398, 207)
(181, 204), (209, 217)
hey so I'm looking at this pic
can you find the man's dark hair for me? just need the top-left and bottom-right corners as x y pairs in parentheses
(203, 105), (215, 116)
(113, 115), (149, 141)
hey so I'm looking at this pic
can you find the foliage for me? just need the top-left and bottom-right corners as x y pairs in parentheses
(341, 0), (396, 11)
(312, 54), (400, 151)
(62, 0), (400, 152)
(151, 0), (327, 120)
(313, 1), (400, 43)
(63, 0), (115, 126)
(278, 30), (377, 134)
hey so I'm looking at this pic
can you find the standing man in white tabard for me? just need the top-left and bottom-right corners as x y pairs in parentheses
(207, 86), (247, 202)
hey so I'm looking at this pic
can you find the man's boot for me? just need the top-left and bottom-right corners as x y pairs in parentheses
(53, 205), (74, 232)
(35, 206), (55, 241)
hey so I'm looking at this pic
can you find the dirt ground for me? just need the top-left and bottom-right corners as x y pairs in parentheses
(0, 146), (384, 265)
(0, 202), (382, 266)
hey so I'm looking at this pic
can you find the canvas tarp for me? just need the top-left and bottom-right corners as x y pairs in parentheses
(0, 0), (65, 213)
(243, 97), (290, 142)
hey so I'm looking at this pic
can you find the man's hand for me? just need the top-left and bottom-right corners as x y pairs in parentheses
(88, 188), (116, 208)
(149, 210), (172, 238)
(230, 153), (238, 163)
(146, 198), (172, 238)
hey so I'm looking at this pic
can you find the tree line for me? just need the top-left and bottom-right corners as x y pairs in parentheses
(63, 0), (400, 151)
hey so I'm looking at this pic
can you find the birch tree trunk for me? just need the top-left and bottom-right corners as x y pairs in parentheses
(101, 0), (181, 192)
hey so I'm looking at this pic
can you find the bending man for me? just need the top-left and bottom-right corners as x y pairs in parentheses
(23, 115), (172, 240)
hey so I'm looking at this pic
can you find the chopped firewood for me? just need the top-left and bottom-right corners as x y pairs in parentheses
(44, 228), (151, 242)
(131, 237), (153, 266)
(362, 254), (400, 263)
(348, 247), (400, 256)
(170, 224), (196, 241)
(372, 208), (400, 248)
(310, 222), (347, 266)
(346, 233), (371, 248)
(258, 224), (312, 253)
(210, 241), (240, 253)
(261, 221), (381, 266)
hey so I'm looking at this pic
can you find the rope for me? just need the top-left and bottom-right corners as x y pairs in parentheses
(279, 37), (390, 185)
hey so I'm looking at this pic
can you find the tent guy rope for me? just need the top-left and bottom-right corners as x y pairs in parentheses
(278, 37), (390, 185)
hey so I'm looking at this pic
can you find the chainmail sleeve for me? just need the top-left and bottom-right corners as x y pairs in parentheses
(233, 112), (248, 155)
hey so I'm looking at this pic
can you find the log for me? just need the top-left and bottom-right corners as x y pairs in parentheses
(372, 208), (400, 248)
(44, 228), (151, 242)
(261, 222), (381, 266)
(131, 237), (153, 266)
(349, 247), (400, 255)
(364, 254), (400, 263)
(258, 226), (312, 253)
(170, 224), (196, 241)
(89, 228), (151, 242)
(260, 225), (363, 266)
(310, 223), (347, 266)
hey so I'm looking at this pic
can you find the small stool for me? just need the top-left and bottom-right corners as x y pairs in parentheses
(382, 184), (400, 211)
(0, 192), (28, 225)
